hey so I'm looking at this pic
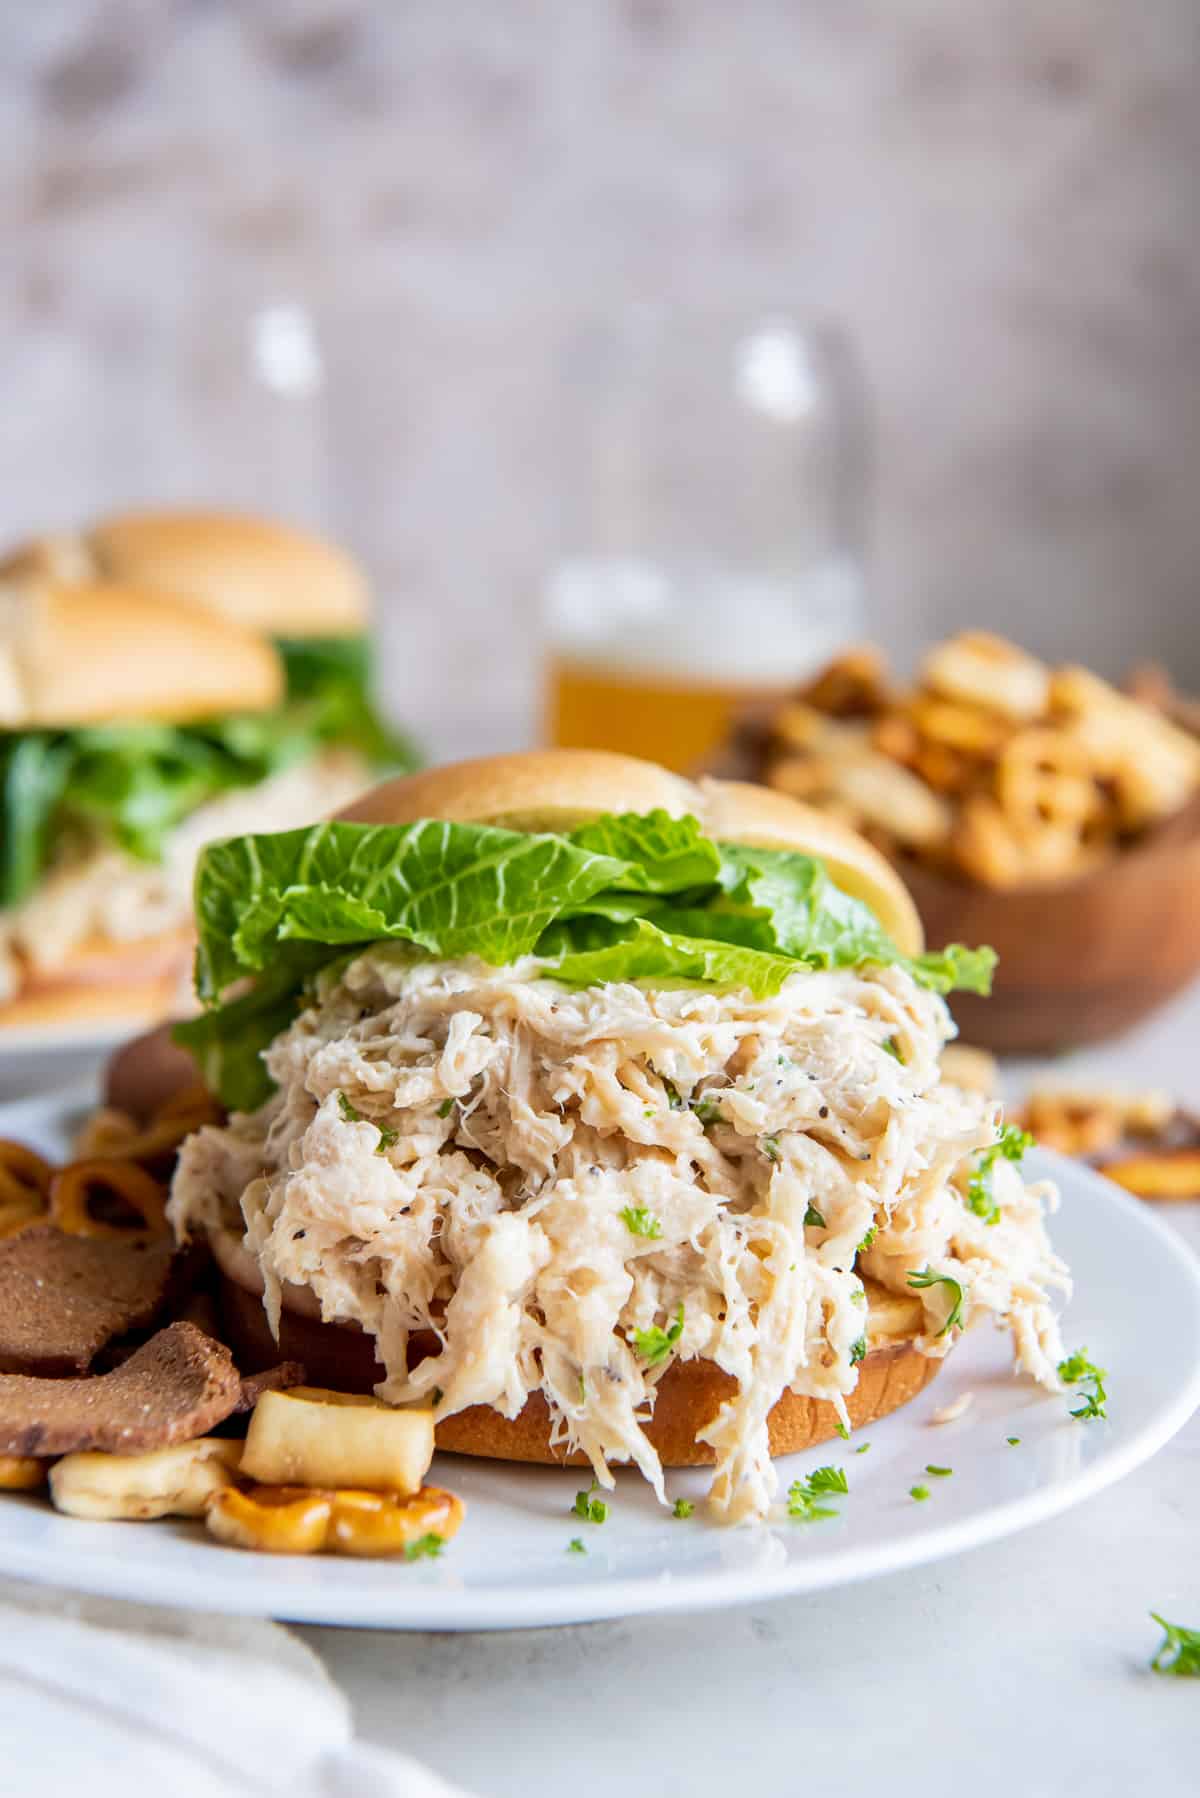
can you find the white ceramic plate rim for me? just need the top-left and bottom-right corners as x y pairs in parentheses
(0, 1101), (1196, 1629)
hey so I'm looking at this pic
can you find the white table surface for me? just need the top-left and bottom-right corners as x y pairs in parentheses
(297, 979), (1200, 1798)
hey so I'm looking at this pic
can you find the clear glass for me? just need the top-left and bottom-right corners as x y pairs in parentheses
(543, 308), (868, 772)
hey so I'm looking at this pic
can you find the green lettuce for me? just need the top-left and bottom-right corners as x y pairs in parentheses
(0, 635), (417, 911)
(179, 808), (996, 1111)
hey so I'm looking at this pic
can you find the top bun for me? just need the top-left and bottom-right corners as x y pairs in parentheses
(339, 748), (924, 954)
(85, 510), (371, 638)
(0, 580), (283, 728)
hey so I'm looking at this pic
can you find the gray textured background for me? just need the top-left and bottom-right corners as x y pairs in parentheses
(3, 0), (1199, 756)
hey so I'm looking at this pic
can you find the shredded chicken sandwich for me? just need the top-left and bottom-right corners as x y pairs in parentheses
(170, 752), (1070, 1522)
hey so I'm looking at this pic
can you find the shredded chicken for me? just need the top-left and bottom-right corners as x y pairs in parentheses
(170, 949), (1070, 1522)
(0, 751), (368, 998)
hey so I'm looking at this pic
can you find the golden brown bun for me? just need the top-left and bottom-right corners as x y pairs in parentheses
(0, 580), (283, 728)
(0, 929), (193, 1034)
(87, 510), (370, 638)
(341, 748), (924, 954)
(213, 1243), (939, 1468)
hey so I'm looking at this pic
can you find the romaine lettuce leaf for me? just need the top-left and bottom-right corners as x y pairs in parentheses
(194, 820), (633, 1001)
(183, 810), (996, 1111)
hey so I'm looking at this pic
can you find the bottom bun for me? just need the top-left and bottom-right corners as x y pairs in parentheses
(0, 930), (193, 1034)
(216, 1258), (942, 1468)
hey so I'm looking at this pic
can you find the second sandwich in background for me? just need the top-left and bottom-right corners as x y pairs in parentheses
(0, 509), (418, 1032)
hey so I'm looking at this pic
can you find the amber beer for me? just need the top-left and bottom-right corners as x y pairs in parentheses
(547, 654), (797, 774)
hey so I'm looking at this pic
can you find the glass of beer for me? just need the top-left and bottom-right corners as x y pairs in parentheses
(544, 309), (867, 772)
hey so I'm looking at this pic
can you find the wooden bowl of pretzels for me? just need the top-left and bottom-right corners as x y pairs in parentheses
(715, 634), (1200, 1053)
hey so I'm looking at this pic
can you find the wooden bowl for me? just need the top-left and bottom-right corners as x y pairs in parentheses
(902, 798), (1200, 1054)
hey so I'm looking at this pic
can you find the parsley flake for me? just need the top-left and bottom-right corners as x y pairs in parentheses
(786, 1481), (837, 1523)
(620, 1206), (663, 1240)
(966, 1122), (1032, 1226)
(672, 1498), (695, 1520)
(1006, 1436), (1021, 1446)
(925, 1464), (953, 1478)
(881, 1036), (904, 1063)
(572, 1482), (609, 1524)
(632, 1303), (685, 1366)
(404, 1533), (445, 1561)
(906, 1267), (966, 1335)
(808, 1464), (849, 1495)
(692, 1095), (722, 1125)
(804, 1203), (827, 1228)
(1150, 1614), (1200, 1677)
(661, 1075), (685, 1110)
(857, 1224), (877, 1255)
(909, 1485), (930, 1502)
(436, 1097), (454, 1118)
(1058, 1348), (1108, 1420)
(849, 1335), (867, 1366)
(855, 1442), (871, 1454)
(339, 1090), (398, 1155)
(567, 1537), (587, 1555)
(762, 1135), (781, 1163)
(835, 1418), (850, 1441)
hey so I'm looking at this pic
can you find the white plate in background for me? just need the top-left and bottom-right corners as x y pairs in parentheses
(0, 1024), (136, 1105)
(0, 1092), (1196, 1631)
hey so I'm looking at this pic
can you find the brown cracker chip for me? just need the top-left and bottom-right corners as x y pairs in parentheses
(234, 1362), (307, 1414)
(0, 1322), (242, 1456)
(0, 1225), (180, 1376)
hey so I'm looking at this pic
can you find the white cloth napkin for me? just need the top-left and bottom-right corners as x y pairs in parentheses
(0, 1578), (477, 1798)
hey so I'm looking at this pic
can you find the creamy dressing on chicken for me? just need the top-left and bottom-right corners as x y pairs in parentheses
(0, 750), (368, 999)
(171, 949), (1069, 1522)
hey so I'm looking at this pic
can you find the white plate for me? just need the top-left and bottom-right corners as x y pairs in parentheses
(0, 1090), (1197, 1631)
(0, 1022), (141, 1104)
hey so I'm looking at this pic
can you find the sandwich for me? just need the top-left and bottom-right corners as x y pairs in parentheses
(0, 511), (416, 1030)
(3, 507), (416, 768)
(170, 749), (1069, 1522)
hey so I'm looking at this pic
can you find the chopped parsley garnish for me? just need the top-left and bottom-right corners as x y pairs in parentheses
(692, 1095), (722, 1125)
(836, 1418), (850, 1440)
(403, 1533), (445, 1561)
(849, 1335), (867, 1366)
(857, 1224), (877, 1254)
(436, 1097), (454, 1118)
(906, 1267), (966, 1335)
(808, 1464), (849, 1495)
(572, 1481), (609, 1524)
(804, 1203), (826, 1228)
(762, 1135), (781, 1163)
(855, 1442), (871, 1454)
(620, 1206), (663, 1240)
(578, 1373), (587, 1402)
(339, 1090), (398, 1154)
(881, 1036), (904, 1063)
(632, 1303), (685, 1366)
(1058, 1348), (1108, 1420)
(850, 1287), (866, 1307)
(786, 1480), (837, 1522)
(966, 1122), (1033, 1226)
(672, 1498), (695, 1520)
(567, 1537), (587, 1555)
(909, 1485), (930, 1502)
(1150, 1614), (1200, 1677)
(925, 1464), (953, 1478)
(661, 1075), (685, 1110)
(1006, 1436), (1021, 1446)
